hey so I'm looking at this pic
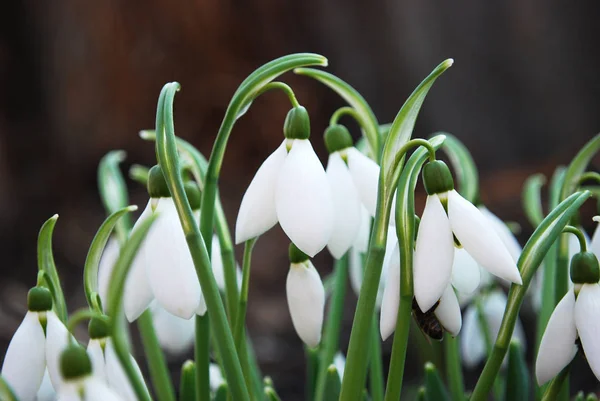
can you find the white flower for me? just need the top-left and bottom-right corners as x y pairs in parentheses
(211, 234), (242, 292)
(286, 260), (325, 347)
(97, 237), (120, 308)
(235, 139), (334, 257)
(478, 207), (522, 263)
(58, 377), (124, 401)
(36, 370), (56, 401)
(380, 244), (401, 340)
(433, 285), (462, 337)
(1, 296), (71, 401)
(150, 302), (195, 356)
(451, 248), (481, 296)
(414, 190), (522, 313)
(124, 197), (205, 321)
(209, 363), (225, 392)
(536, 283), (600, 385)
(461, 290), (525, 368)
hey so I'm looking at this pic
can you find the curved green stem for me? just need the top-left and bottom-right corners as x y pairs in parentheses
(578, 171), (600, 186)
(563, 225), (587, 252)
(329, 106), (366, 129)
(157, 83), (250, 401)
(470, 191), (590, 400)
(66, 308), (106, 333)
(254, 82), (299, 108)
(438, 132), (479, 204)
(541, 365), (570, 401)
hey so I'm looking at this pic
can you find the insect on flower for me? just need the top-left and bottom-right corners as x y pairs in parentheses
(412, 297), (444, 341)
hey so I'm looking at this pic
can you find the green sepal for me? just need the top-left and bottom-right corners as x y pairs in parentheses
(179, 360), (196, 401)
(27, 286), (53, 312)
(60, 344), (92, 380)
(88, 315), (110, 339)
(422, 160), (455, 195)
(289, 243), (309, 264)
(570, 251), (600, 284)
(438, 133), (479, 203)
(323, 364), (341, 400)
(184, 181), (201, 211)
(324, 125), (353, 154)
(147, 165), (171, 198)
(0, 376), (18, 401)
(284, 106), (310, 140)
(504, 340), (529, 401)
(424, 362), (451, 401)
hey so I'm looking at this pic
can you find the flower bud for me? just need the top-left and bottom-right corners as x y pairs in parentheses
(284, 106), (310, 140)
(184, 181), (202, 211)
(60, 344), (92, 380)
(27, 286), (53, 312)
(324, 125), (353, 154)
(570, 251), (600, 284)
(88, 316), (110, 339)
(289, 243), (309, 264)
(147, 165), (171, 198)
(422, 160), (454, 195)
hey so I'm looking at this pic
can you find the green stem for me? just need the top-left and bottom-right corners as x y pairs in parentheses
(562, 226), (587, 252)
(577, 171), (600, 186)
(475, 298), (503, 400)
(66, 308), (105, 333)
(254, 82), (299, 108)
(195, 314), (210, 401)
(369, 317), (384, 401)
(541, 365), (570, 401)
(138, 310), (176, 401)
(443, 334), (464, 401)
(306, 346), (319, 401)
(329, 106), (366, 128)
(157, 83), (250, 401)
(314, 255), (349, 401)
(383, 295), (411, 401)
(180, 361), (197, 401)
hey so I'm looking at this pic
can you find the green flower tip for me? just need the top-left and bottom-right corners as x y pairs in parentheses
(182, 359), (195, 372)
(147, 165), (171, 198)
(326, 364), (338, 374)
(424, 361), (436, 373)
(324, 125), (353, 154)
(288, 243), (309, 264)
(27, 286), (53, 312)
(263, 376), (274, 387)
(60, 344), (92, 380)
(88, 316), (110, 339)
(184, 182), (202, 210)
(422, 160), (455, 195)
(284, 106), (310, 140)
(570, 251), (600, 284)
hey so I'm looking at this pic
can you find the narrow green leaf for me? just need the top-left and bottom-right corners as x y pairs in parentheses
(416, 387), (428, 401)
(438, 132), (479, 203)
(522, 174), (547, 228)
(504, 340), (529, 401)
(0, 376), (18, 401)
(83, 205), (137, 310)
(324, 365), (342, 400)
(37, 214), (67, 322)
(560, 134), (600, 200)
(98, 150), (131, 242)
(214, 384), (228, 401)
(293, 68), (381, 159)
(180, 360), (197, 401)
(381, 59), (453, 182)
(129, 164), (150, 187)
(424, 362), (451, 401)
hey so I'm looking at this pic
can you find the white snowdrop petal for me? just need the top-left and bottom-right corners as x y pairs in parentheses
(286, 262), (325, 347)
(235, 141), (287, 243)
(434, 286), (462, 336)
(326, 152), (362, 259)
(147, 198), (202, 319)
(209, 363), (225, 391)
(353, 206), (372, 253)
(36, 369), (56, 401)
(211, 234), (226, 290)
(451, 248), (481, 295)
(87, 339), (107, 383)
(536, 291), (577, 385)
(97, 238), (120, 308)
(85, 377), (125, 401)
(348, 246), (364, 297)
(151, 303), (195, 355)
(575, 284), (600, 381)
(56, 383), (81, 401)
(591, 217), (600, 260)
(346, 148), (380, 217)
(448, 191), (522, 285)
(334, 353), (346, 380)
(460, 305), (486, 368)
(276, 140), (334, 257)
(124, 200), (155, 322)
(1, 311), (46, 401)
(377, 226), (399, 307)
(413, 195), (455, 312)
(478, 207), (522, 263)
(380, 244), (401, 340)
(45, 311), (71, 390)
(105, 339), (148, 400)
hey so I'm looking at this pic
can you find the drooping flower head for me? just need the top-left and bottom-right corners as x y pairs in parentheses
(236, 106), (334, 257)
(286, 243), (325, 347)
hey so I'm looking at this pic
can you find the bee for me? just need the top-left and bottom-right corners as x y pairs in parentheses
(412, 297), (444, 341)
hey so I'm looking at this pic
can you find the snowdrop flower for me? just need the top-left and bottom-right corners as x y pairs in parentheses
(286, 244), (325, 347)
(209, 363), (225, 391)
(461, 289), (525, 368)
(123, 166), (205, 321)
(478, 206), (522, 263)
(414, 160), (522, 313)
(56, 344), (123, 401)
(1, 287), (70, 401)
(536, 250), (600, 385)
(97, 237), (120, 307)
(36, 370), (56, 401)
(150, 302), (195, 356)
(235, 106), (334, 257)
(211, 234), (242, 291)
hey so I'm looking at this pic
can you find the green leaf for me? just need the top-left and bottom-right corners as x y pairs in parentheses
(381, 59), (453, 184)
(129, 164), (150, 187)
(504, 340), (529, 401)
(179, 360), (197, 401)
(438, 132), (479, 203)
(586, 393), (599, 401)
(83, 205), (137, 311)
(214, 384), (228, 401)
(98, 150), (131, 242)
(324, 364), (342, 400)
(424, 362), (451, 401)
(574, 392), (585, 401)
(560, 134), (600, 200)
(37, 214), (67, 322)
(293, 68), (381, 160)
(0, 376), (18, 401)
(522, 174), (546, 228)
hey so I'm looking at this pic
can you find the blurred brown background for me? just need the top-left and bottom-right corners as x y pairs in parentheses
(1, 0), (600, 399)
